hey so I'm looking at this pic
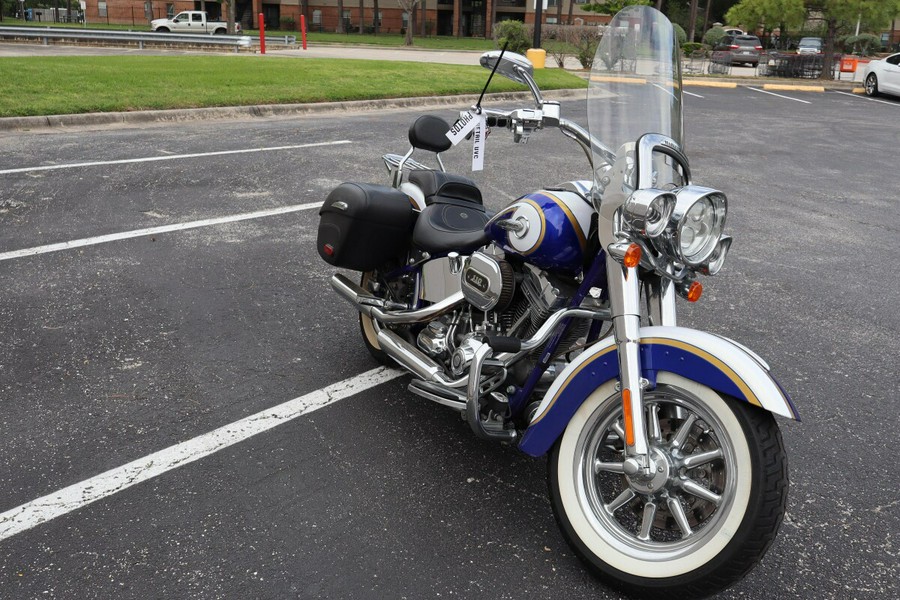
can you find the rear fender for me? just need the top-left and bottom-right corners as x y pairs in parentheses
(517, 325), (799, 457)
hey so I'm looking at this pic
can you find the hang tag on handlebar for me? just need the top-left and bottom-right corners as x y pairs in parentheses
(471, 117), (485, 172)
(447, 110), (487, 172)
(446, 110), (481, 146)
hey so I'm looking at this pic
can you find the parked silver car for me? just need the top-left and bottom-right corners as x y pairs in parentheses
(712, 34), (763, 67)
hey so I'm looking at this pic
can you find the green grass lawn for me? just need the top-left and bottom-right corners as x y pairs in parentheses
(0, 55), (587, 117)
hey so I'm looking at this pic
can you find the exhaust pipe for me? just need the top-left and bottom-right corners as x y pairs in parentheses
(375, 329), (468, 389)
(331, 274), (464, 325)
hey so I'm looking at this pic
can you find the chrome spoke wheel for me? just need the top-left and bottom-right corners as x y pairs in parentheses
(577, 383), (737, 553)
(549, 371), (787, 598)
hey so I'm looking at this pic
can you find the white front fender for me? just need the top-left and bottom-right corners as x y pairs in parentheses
(517, 326), (798, 457)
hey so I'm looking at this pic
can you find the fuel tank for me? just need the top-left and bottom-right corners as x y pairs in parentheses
(485, 187), (594, 273)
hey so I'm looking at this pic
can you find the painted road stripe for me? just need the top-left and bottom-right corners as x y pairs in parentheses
(0, 366), (405, 542)
(833, 90), (900, 107)
(747, 87), (812, 104)
(0, 140), (353, 176)
(683, 90), (705, 99)
(0, 201), (324, 262)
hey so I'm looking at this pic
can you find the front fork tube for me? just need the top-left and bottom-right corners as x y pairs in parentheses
(607, 255), (652, 474)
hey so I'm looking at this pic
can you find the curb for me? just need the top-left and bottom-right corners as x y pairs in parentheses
(0, 76), (866, 133)
(0, 89), (587, 133)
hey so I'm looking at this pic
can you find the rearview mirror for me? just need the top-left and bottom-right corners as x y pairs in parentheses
(479, 51), (534, 86)
(479, 51), (543, 108)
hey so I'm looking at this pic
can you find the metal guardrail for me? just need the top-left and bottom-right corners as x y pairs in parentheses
(0, 27), (296, 51)
(248, 35), (297, 45)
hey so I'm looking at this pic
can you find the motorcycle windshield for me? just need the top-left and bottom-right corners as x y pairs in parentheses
(588, 6), (683, 175)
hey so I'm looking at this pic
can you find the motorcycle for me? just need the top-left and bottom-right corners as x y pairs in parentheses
(316, 6), (797, 598)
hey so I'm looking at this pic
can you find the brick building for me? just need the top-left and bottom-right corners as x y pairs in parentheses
(82, 0), (609, 37)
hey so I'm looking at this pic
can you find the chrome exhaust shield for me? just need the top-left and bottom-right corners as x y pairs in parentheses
(375, 329), (468, 389)
(331, 274), (464, 325)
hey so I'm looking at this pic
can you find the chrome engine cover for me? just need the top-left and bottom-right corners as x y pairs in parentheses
(461, 251), (514, 312)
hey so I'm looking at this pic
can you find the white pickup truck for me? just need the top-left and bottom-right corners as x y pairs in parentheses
(151, 11), (239, 35)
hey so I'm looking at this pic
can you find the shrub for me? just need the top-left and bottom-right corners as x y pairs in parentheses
(280, 17), (297, 31)
(840, 33), (882, 56)
(542, 24), (571, 67)
(673, 23), (686, 47)
(682, 42), (704, 55)
(703, 26), (726, 48)
(495, 20), (531, 55)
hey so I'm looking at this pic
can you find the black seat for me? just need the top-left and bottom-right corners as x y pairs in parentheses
(409, 170), (483, 206)
(412, 202), (490, 255)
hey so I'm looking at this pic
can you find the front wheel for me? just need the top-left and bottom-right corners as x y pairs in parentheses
(155, 27), (170, 33)
(865, 73), (879, 97)
(548, 372), (787, 599)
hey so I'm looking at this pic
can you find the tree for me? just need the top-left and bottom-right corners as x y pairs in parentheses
(221, 0), (237, 34)
(338, 0), (344, 33)
(397, 0), (418, 45)
(727, 0), (900, 79)
(725, 0), (805, 33)
(687, 0), (699, 41)
(583, 0), (652, 16)
(374, 0), (379, 34)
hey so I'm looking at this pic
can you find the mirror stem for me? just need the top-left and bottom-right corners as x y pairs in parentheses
(476, 42), (509, 111)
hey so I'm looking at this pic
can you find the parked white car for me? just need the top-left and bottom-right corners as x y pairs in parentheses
(863, 53), (900, 98)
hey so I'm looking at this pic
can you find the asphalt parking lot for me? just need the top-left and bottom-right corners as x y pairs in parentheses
(1, 86), (899, 599)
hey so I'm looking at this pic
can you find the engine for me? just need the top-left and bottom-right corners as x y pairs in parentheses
(416, 245), (586, 384)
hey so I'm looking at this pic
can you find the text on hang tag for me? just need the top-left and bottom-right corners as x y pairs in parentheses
(446, 110), (480, 146)
(471, 117), (485, 172)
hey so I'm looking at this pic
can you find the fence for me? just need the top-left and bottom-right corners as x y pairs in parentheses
(0, 26), (253, 51)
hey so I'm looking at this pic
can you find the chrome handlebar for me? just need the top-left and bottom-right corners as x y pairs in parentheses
(471, 102), (616, 168)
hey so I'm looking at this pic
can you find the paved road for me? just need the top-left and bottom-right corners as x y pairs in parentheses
(1, 87), (898, 599)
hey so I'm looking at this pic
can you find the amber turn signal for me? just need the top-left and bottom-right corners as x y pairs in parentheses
(623, 243), (642, 269)
(686, 281), (703, 302)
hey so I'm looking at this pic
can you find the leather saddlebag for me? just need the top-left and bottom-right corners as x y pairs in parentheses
(317, 182), (416, 271)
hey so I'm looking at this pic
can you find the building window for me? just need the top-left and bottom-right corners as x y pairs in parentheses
(312, 10), (321, 25)
(166, 3), (174, 18)
(547, 17), (557, 24)
(402, 12), (408, 29)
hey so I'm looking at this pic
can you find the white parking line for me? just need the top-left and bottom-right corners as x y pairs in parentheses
(747, 87), (812, 104)
(0, 201), (324, 262)
(832, 90), (900, 107)
(0, 366), (404, 542)
(0, 140), (353, 175)
(683, 90), (705, 99)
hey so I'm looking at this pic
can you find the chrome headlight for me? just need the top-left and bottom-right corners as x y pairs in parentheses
(668, 186), (727, 267)
(622, 189), (676, 238)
